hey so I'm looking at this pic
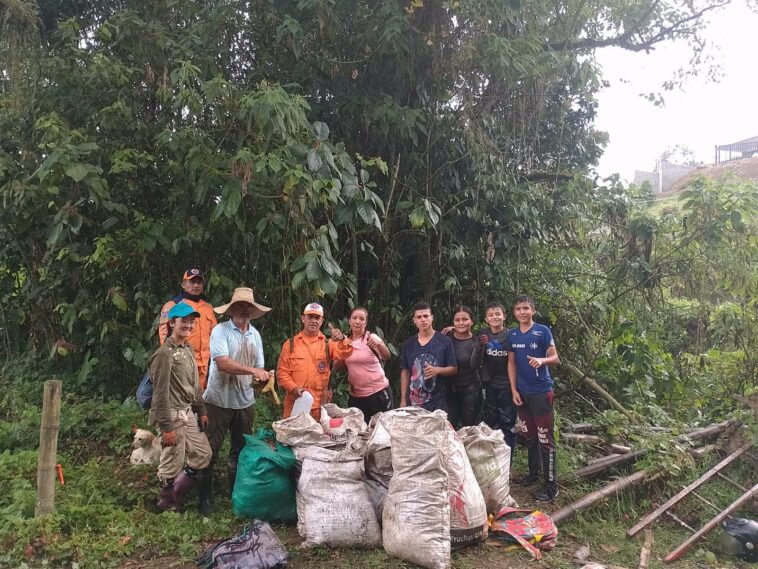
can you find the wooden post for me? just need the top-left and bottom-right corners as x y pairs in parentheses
(36, 380), (62, 517)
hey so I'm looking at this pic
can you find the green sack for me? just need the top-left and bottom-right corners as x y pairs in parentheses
(232, 428), (297, 523)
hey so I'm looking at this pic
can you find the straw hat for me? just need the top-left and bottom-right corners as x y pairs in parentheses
(214, 287), (271, 319)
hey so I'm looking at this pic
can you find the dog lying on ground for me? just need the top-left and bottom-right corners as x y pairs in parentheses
(130, 426), (161, 465)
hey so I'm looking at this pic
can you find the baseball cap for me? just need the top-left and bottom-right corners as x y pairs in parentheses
(168, 302), (201, 319)
(183, 268), (204, 281)
(302, 302), (324, 316)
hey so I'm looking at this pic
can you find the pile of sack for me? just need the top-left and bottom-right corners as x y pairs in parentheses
(231, 403), (519, 569)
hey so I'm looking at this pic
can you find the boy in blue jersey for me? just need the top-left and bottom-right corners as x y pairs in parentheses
(507, 295), (561, 501)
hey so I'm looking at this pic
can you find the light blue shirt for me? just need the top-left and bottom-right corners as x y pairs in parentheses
(203, 320), (264, 409)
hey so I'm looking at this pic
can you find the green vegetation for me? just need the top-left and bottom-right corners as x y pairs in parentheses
(1, 0), (756, 567)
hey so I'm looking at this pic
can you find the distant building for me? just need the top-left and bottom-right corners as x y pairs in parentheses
(715, 135), (758, 163)
(633, 161), (698, 193)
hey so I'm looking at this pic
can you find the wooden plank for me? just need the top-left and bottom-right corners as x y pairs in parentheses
(664, 482), (758, 563)
(627, 441), (751, 537)
(639, 529), (654, 569)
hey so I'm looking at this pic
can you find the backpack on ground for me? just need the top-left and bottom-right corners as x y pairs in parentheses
(136, 372), (152, 410)
(196, 520), (289, 569)
(489, 507), (558, 560)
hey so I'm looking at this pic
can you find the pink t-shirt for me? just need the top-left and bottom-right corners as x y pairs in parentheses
(345, 333), (389, 398)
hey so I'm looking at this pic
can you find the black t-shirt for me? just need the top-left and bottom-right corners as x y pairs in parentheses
(480, 327), (509, 386)
(400, 331), (456, 410)
(448, 334), (483, 387)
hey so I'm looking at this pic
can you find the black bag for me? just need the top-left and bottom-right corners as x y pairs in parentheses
(136, 372), (153, 410)
(196, 521), (289, 569)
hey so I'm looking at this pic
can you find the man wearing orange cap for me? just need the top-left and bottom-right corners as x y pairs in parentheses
(158, 268), (217, 390)
(277, 302), (349, 421)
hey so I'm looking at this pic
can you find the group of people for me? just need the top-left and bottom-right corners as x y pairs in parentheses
(147, 267), (561, 517)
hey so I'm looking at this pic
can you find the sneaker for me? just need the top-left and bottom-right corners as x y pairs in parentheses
(532, 485), (559, 502)
(513, 472), (541, 486)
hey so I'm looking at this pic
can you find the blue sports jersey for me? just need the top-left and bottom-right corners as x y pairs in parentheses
(506, 323), (555, 394)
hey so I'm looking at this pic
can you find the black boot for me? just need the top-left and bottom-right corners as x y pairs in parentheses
(157, 479), (176, 511)
(172, 467), (199, 511)
(198, 468), (213, 516)
(532, 483), (559, 502)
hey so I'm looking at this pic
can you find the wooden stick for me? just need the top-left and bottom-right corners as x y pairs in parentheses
(610, 444), (632, 454)
(561, 362), (636, 421)
(627, 441), (751, 537)
(664, 510), (696, 533)
(36, 380), (62, 517)
(639, 529), (653, 569)
(552, 469), (649, 525)
(665, 482), (758, 562)
(715, 471), (747, 492)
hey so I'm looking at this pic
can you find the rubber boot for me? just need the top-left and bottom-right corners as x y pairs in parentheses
(157, 479), (176, 512)
(197, 468), (213, 516)
(172, 467), (199, 511)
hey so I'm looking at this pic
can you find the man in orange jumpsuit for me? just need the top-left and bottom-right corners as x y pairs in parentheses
(158, 268), (217, 390)
(277, 302), (348, 421)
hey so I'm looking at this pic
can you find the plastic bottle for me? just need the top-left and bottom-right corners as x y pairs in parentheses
(291, 391), (314, 416)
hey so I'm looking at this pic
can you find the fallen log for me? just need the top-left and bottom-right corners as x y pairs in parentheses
(552, 470), (649, 525)
(573, 450), (646, 479)
(573, 422), (733, 480)
(627, 442), (751, 537)
(562, 433), (606, 445)
(566, 422), (597, 433)
(562, 362), (636, 422)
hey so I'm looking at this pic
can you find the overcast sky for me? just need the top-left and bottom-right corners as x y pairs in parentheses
(593, 1), (758, 182)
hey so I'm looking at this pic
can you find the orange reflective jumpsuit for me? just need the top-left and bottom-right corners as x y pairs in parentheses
(277, 331), (351, 421)
(158, 295), (217, 390)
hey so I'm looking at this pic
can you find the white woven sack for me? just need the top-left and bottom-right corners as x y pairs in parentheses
(272, 412), (337, 448)
(319, 403), (366, 445)
(296, 446), (381, 548)
(364, 407), (430, 520)
(382, 411), (451, 569)
(458, 422), (518, 514)
(446, 426), (488, 549)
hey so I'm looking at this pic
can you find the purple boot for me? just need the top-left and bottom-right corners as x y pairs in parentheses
(171, 468), (199, 510)
(157, 479), (176, 512)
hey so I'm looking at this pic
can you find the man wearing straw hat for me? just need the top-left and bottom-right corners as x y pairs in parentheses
(200, 287), (271, 515)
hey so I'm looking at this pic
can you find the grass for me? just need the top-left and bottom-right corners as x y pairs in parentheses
(0, 359), (754, 569)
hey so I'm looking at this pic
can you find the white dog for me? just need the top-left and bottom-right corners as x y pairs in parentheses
(130, 426), (161, 465)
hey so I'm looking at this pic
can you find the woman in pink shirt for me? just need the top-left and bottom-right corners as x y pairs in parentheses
(331, 307), (393, 420)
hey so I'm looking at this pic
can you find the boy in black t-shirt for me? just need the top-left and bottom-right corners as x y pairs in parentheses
(480, 302), (518, 452)
(399, 302), (457, 411)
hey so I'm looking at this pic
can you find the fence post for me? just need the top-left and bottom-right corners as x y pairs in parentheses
(35, 380), (62, 517)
